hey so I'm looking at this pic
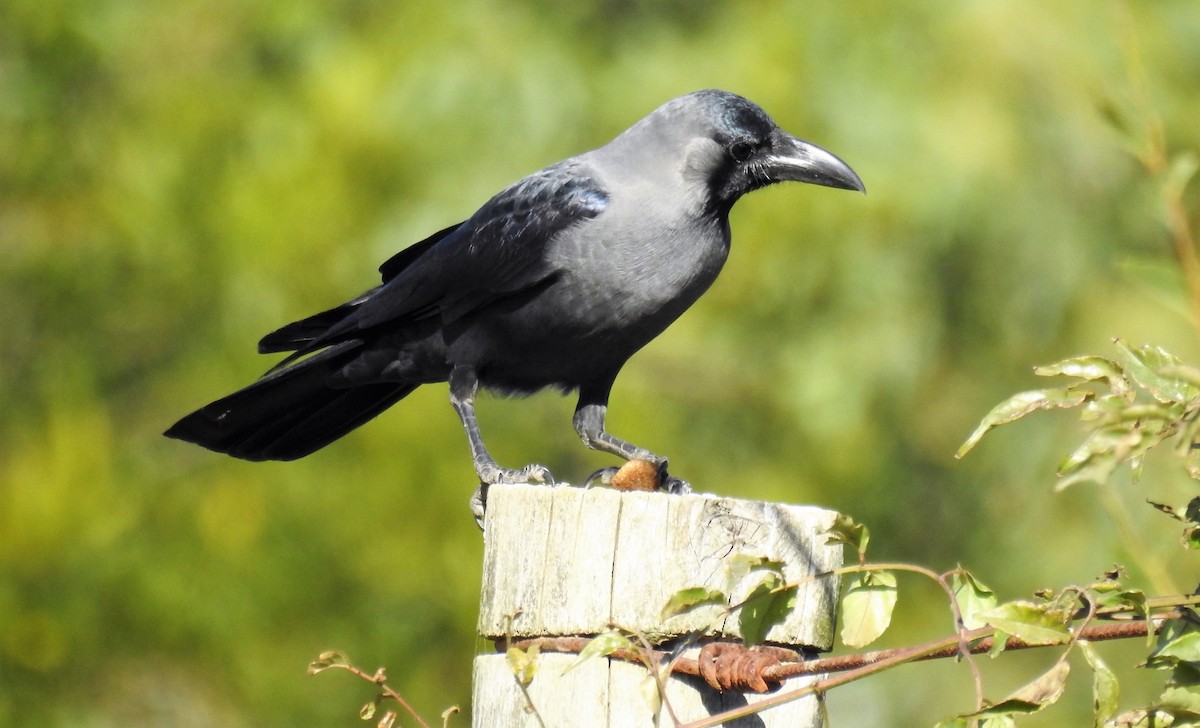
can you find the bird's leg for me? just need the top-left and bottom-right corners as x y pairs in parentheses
(573, 400), (691, 494)
(448, 366), (554, 524)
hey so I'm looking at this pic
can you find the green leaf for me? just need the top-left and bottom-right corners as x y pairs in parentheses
(1159, 685), (1200, 714)
(968, 660), (1070, 717)
(739, 572), (797, 646)
(951, 570), (997, 629)
(840, 570), (898, 648)
(661, 587), (727, 619)
(824, 513), (870, 561)
(308, 650), (350, 675)
(989, 629), (1011, 658)
(1035, 355), (1131, 397)
(563, 630), (633, 674)
(1146, 617), (1200, 671)
(1081, 393), (1135, 421)
(1080, 641), (1120, 724)
(1113, 340), (1200, 404)
(360, 697), (379, 721)
(507, 644), (539, 686)
(1150, 631), (1200, 667)
(976, 601), (1071, 645)
(1093, 588), (1148, 642)
(1056, 426), (1144, 490)
(958, 388), (1090, 458)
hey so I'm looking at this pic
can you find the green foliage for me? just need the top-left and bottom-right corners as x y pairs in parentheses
(952, 570), (999, 630)
(839, 571), (898, 649)
(959, 341), (1200, 491)
(565, 630), (633, 674)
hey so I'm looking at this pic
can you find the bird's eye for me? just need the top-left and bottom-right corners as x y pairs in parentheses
(729, 141), (755, 163)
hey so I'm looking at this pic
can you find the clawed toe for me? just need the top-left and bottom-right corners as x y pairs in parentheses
(662, 475), (692, 495)
(516, 464), (555, 485)
(472, 463), (557, 528)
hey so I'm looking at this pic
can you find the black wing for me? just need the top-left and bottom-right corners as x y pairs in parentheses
(355, 159), (608, 328)
(262, 159), (609, 360)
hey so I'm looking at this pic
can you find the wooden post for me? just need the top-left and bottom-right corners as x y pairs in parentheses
(472, 483), (843, 727)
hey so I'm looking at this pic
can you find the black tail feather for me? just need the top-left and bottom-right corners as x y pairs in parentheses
(257, 289), (378, 354)
(165, 348), (415, 461)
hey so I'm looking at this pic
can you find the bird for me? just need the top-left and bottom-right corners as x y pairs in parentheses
(165, 89), (864, 519)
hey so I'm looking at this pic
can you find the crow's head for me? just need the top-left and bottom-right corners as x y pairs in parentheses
(616, 90), (864, 214)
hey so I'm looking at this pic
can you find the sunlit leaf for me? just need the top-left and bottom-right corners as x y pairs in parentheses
(1093, 588), (1148, 642)
(840, 570), (898, 648)
(1146, 618), (1200, 670)
(640, 673), (662, 716)
(1080, 641), (1119, 724)
(951, 570), (997, 629)
(360, 698), (379, 721)
(1158, 685), (1200, 715)
(989, 629), (1011, 658)
(824, 513), (870, 561)
(1056, 426), (1144, 490)
(1034, 355), (1131, 397)
(958, 388), (1090, 458)
(563, 630), (633, 674)
(1082, 393), (1136, 421)
(308, 651), (351, 675)
(967, 660), (1070, 717)
(507, 644), (539, 687)
(976, 601), (1070, 645)
(662, 586), (727, 619)
(1113, 340), (1200, 404)
(1150, 632), (1200, 666)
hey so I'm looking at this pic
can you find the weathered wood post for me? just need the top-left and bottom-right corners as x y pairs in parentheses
(472, 483), (843, 727)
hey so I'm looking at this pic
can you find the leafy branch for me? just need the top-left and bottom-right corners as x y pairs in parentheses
(307, 651), (459, 728)
(513, 515), (1199, 728)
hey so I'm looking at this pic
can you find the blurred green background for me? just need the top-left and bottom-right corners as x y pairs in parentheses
(3, 1), (1199, 725)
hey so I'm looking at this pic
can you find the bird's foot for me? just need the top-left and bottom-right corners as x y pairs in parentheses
(585, 459), (692, 494)
(662, 474), (692, 495)
(471, 463), (556, 529)
(480, 462), (556, 486)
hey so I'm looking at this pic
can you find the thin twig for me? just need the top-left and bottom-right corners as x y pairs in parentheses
(319, 663), (432, 728)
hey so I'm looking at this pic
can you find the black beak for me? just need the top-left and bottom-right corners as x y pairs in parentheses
(764, 130), (865, 193)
